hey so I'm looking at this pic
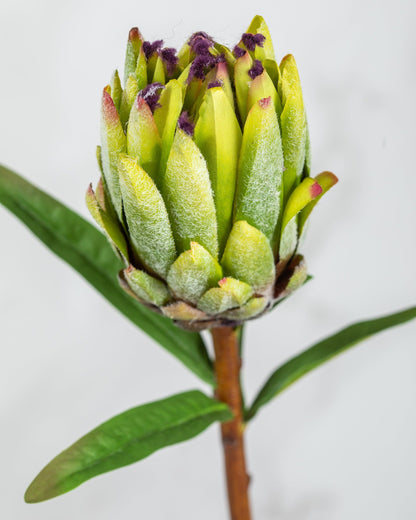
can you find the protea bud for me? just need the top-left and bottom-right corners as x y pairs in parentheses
(87, 15), (338, 331)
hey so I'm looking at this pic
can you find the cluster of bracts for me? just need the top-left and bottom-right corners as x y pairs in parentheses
(87, 15), (337, 331)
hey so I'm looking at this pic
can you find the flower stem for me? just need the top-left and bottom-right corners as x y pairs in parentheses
(212, 326), (252, 520)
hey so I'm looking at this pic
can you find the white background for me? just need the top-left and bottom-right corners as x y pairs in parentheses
(0, 0), (415, 518)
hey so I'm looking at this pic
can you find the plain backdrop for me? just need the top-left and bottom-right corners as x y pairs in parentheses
(0, 0), (415, 518)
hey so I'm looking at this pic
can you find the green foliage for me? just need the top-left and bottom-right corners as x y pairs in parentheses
(25, 391), (232, 502)
(246, 306), (416, 420)
(0, 164), (214, 385)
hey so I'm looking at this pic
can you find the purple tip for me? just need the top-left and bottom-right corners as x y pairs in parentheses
(187, 52), (225, 83)
(138, 82), (165, 112)
(208, 80), (222, 89)
(178, 111), (195, 136)
(242, 33), (266, 51)
(143, 40), (164, 60)
(248, 59), (264, 79)
(188, 32), (214, 53)
(187, 54), (212, 82)
(188, 31), (215, 56)
(161, 47), (178, 75)
(233, 45), (246, 58)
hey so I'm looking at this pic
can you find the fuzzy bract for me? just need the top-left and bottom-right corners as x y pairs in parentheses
(88, 15), (338, 331)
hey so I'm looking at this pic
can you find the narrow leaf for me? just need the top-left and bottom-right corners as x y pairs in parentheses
(247, 306), (416, 420)
(25, 390), (232, 502)
(0, 164), (214, 384)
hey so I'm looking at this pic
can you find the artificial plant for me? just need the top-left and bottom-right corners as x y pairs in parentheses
(0, 15), (414, 520)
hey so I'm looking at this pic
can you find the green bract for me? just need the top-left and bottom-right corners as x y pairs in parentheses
(89, 16), (338, 331)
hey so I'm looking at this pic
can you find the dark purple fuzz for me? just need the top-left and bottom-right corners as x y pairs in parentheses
(188, 31), (215, 54)
(138, 82), (165, 112)
(142, 40), (163, 60)
(233, 45), (246, 58)
(160, 47), (178, 75)
(242, 32), (266, 51)
(248, 59), (264, 79)
(178, 111), (195, 136)
(208, 80), (222, 89)
(188, 53), (225, 83)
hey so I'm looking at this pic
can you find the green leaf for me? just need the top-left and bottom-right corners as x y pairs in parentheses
(25, 390), (231, 503)
(0, 164), (214, 385)
(246, 306), (416, 420)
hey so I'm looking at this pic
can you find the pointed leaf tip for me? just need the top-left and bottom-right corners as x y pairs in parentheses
(128, 27), (142, 42)
(101, 89), (119, 125)
(247, 305), (416, 420)
(310, 181), (323, 198)
(24, 390), (230, 502)
(258, 96), (272, 109)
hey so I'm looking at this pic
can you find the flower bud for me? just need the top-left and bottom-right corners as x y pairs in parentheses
(88, 16), (337, 331)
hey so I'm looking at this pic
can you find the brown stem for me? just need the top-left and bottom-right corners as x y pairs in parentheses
(212, 326), (252, 520)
